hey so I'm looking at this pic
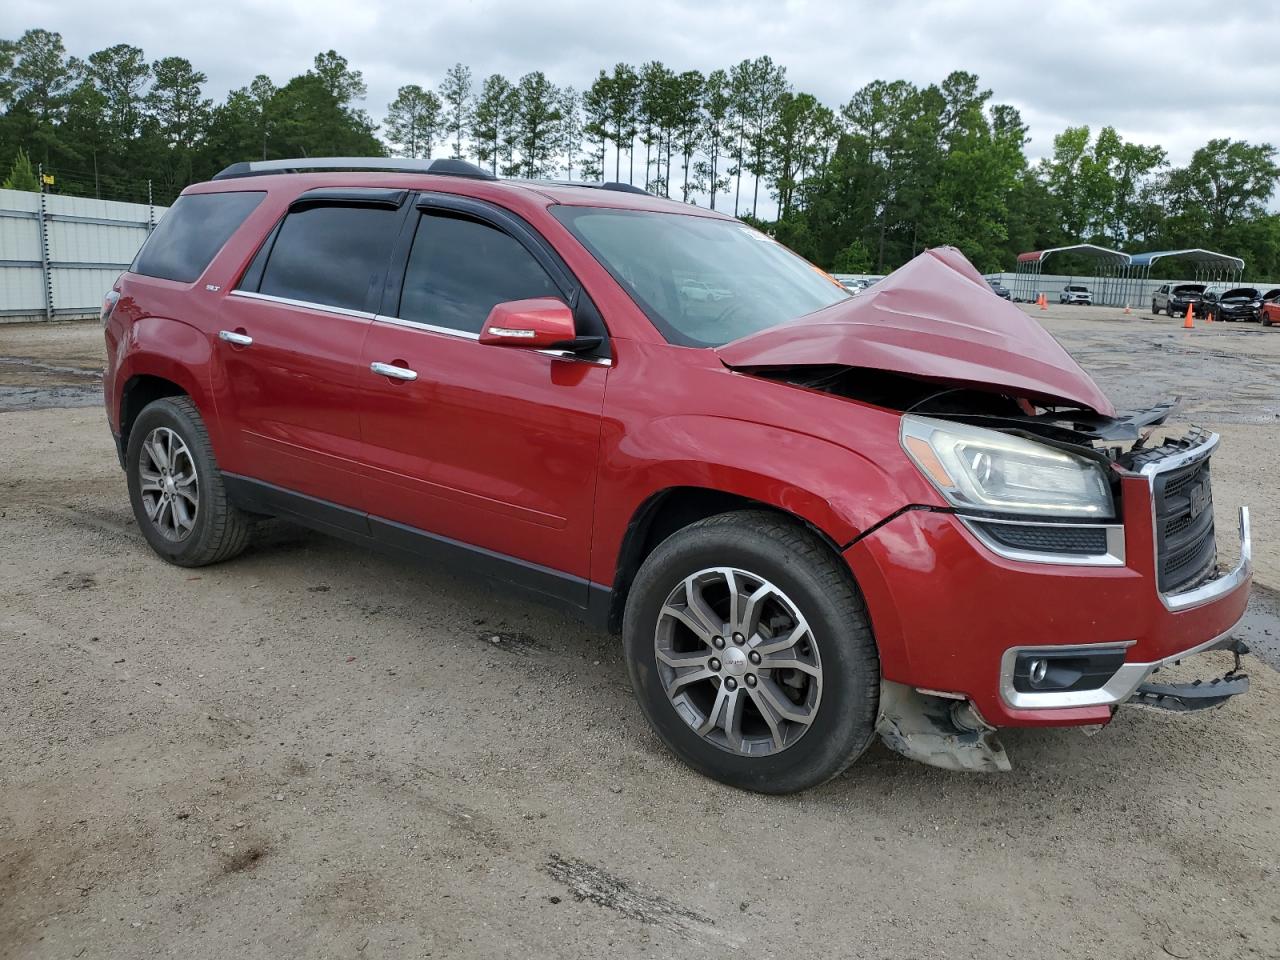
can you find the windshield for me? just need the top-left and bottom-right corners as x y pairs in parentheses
(551, 206), (849, 347)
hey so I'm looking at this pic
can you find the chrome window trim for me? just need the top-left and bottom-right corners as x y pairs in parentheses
(373, 314), (479, 340)
(998, 616), (1243, 710)
(958, 515), (1125, 567)
(1139, 432), (1251, 611)
(228, 289), (374, 320)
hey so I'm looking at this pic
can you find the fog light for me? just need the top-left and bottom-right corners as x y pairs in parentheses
(1010, 646), (1129, 694)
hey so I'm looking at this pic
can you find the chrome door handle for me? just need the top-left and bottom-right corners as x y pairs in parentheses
(218, 330), (253, 346)
(370, 361), (418, 381)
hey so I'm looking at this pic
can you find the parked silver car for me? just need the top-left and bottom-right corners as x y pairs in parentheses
(1060, 284), (1093, 305)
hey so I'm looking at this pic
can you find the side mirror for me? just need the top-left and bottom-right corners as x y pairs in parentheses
(479, 298), (576, 349)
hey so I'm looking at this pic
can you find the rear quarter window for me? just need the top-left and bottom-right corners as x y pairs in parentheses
(131, 191), (265, 283)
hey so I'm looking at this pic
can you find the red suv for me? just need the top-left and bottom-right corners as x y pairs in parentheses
(103, 158), (1253, 792)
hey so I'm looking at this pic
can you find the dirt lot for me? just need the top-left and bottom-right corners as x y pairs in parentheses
(2, 308), (1279, 960)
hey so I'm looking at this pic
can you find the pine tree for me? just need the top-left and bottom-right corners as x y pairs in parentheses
(438, 63), (472, 160)
(385, 84), (442, 159)
(2, 148), (40, 191)
(471, 74), (514, 175)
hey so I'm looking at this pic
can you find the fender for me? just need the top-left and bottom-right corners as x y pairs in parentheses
(588, 412), (932, 587)
(112, 316), (223, 452)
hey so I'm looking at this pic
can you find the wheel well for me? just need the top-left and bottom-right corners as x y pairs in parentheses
(120, 375), (187, 451)
(603, 487), (845, 634)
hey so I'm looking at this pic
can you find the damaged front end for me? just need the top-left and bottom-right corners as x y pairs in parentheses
(868, 401), (1251, 772)
(718, 248), (1253, 773)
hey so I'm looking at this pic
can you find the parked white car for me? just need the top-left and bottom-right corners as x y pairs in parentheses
(1060, 285), (1093, 305)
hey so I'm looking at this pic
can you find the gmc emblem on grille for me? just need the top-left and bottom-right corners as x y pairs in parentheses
(1187, 482), (1210, 519)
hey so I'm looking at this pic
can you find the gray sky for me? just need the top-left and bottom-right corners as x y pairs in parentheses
(8, 0), (1280, 170)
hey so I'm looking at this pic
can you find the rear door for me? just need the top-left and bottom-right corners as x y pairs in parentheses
(357, 195), (609, 601)
(215, 189), (408, 509)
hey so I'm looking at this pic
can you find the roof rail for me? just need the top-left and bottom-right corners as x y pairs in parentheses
(600, 181), (652, 196)
(526, 178), (655, 197)
(211, 157), (497, 181)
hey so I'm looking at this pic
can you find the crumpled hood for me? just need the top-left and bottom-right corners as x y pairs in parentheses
(716, 246), (1115, 417)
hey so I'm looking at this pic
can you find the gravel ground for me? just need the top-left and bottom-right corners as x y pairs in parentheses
(2, 309), (1278, 960)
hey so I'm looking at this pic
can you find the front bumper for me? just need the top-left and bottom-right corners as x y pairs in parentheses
(845, 471), (1251, 728)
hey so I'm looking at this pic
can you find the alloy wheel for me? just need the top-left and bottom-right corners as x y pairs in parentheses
(138, 426), (199, 542)
(654, 567), (823, 757)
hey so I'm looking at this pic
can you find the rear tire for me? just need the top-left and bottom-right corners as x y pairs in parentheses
(126, 396), (253, 567)
(622, 510), (880, 794)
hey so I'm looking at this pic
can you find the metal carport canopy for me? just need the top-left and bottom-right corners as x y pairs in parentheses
(1016, 244), (1130, 265)
(1127, 248), (1244, 271)
(1013, 244), (1131, 305)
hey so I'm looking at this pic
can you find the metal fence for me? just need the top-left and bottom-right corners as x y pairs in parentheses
(0, 187), (168, 324)
(986, 272), (1280, 306)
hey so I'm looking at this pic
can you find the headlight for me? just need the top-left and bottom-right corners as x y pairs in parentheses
(901, 415), (1114, 518)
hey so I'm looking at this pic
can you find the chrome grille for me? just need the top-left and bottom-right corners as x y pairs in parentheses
(1150, 452), (1217, 593)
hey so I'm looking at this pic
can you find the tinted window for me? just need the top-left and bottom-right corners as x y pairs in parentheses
(132, 191), (264, 283)
(257, 205), (400, 312)
(399, 213), (561, 333)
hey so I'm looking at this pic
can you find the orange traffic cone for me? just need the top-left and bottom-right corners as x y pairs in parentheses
(1183, 303), (1194, 329)
(1124, 304), (1131, 314)
(1205, 307), (1214, 323)
(1038, 293), (1047, 310)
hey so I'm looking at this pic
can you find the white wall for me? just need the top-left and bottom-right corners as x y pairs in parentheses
(0, 188), (167, 323)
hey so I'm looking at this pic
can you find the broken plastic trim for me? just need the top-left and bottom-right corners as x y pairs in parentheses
(876, 681), (1011, 773)
(1129, 640), (1250, 712)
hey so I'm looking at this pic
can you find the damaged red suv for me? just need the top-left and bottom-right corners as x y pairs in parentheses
(102, 158), (1254, 793)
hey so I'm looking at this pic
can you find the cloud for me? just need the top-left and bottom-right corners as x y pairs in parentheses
(5, 0), (1279, 171)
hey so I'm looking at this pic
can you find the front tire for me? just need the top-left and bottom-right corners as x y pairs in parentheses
(126, 396), (253, 567)
(622, 511), (880, 794)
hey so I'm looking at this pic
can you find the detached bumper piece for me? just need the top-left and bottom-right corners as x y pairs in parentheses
(1129, 640), (1250, 713)
(877, 681), (1011, 773)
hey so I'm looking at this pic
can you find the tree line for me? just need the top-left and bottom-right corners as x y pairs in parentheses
(2, 28), (1278, 277)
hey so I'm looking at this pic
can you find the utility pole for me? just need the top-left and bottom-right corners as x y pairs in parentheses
(37, 163), (53, 322)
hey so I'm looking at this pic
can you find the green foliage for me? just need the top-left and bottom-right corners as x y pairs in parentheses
(2, 146), (38, 190)
(831, 238), (873, 274)
(438, 63), (472, 160)
(1, 29), (1277, 277)
(385, 84), (442, 158)
(506, 71), (563, 179)
(471, 73), (515, 175)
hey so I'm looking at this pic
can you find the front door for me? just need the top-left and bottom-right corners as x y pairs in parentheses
(358, 201), (609, 599)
